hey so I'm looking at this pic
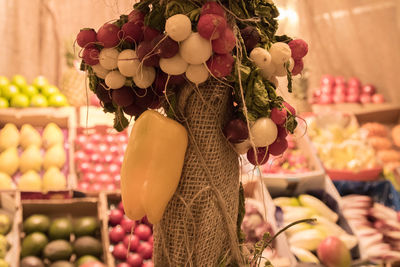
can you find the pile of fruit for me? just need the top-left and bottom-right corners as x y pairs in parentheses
(0, 214), (12, 267)
(108, 200), (153, 267)
(273, 194), (357, 265)
(0, 123), (68, 192)
(312, 75), (385, 105)
(20, 214), (104, 267)
(341, 194), (400, 261)
(0, 75), (68, 108)
(74, 127), (128, 192)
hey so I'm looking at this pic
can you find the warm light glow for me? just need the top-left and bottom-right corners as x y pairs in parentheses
(277, 7), (299, 23)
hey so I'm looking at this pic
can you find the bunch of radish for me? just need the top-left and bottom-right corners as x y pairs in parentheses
(223, 101), (296, 166)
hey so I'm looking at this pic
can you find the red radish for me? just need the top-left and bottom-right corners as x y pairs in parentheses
(319, 94), (333, 104)
(82, 47), (100, 66)
(247, 147), (269, 165)
(153, 71), (169, 95)
(89, 182), (102, 192)
(123, 235), (140, 251)
(372, 93), (385, 103)
(240, 26), (261, 52)
(201, 1), (226, 17)
(291, 59), (303, 75)
(152, 34), (179, 58)
(123, 103), (145, 117)
(283, 102), (296, 116)
(118, 201), (124, 212)
(277, 126), (288, 139)
(112, 86), (135, 107)
(170, 74), (186, 85)
(360, 94), (372, 104)
(109, 209), (124, 226)
(198, 14), (227, 40)
(126, 253), (142, 267)
(78, 162), (91, 173)
(137, 242), (153, 259)
(78, 182), (90, 191)
(77, 28), (97, 48)
(143, 26), (160, 41)
(109, 225), (125, 243)
(321, 75), (335, 87)
(121, 218), (136, 233)
(113, 243), (128, 260)
(121, 21), (143, 44)
(335, 76), (346, 85)
(95, 83), (112, 104)
(346, 93), (360, 103)
(83, 172), (96, 183)
(207, 53), (234, 78)
(333, 84), (346, 95)
(223, 119), (249, 143)
(134, 224), (152, 241)
(362, 84), (376, 95)
(333, 93), (346, 104)
(270, 107), (287, 125)
(288, 39), (308, 60)
(268, 137), (288, 156)
(212, 27), (236, 54)
(348, 77), (361, 88)
(128, 10), (145, 23)
(137, 41), (160, 67)
(97, 23), (121, 48)
(105, 183), (117, 191)
(135, 90), (158, 109)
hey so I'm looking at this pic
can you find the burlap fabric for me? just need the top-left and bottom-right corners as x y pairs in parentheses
(153, 81), (241, 266)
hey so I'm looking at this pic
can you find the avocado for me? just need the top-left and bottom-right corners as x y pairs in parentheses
(43, 240), (73, 262)
(23, 214), (50, 234)
(74, 217), (98, 237)
(20, 256), (45, 267)
(0, 214), (11, 235)
(48, 218), (72, 240)
(73, 236), (102, 257)
(49, 261), (74, 267)
(75, 255), (99, 267)
(0, 235), (9, 257)
(21, 232), (48, 257)
(0, 259), (8, 267)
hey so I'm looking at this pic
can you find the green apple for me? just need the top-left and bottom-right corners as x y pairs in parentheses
(30, 94), (48, 107)
(41, 85), (59, 97)
(11, 74), (27, 89)
(21, 85), (38, 98)
(48, 93), (68, 107)
(0, 76), (9, 96)
(0, 98), (8, 108)
(10, 93), (29, 108)
(32, 75), (48, 90)
(2, 84), (19, 100)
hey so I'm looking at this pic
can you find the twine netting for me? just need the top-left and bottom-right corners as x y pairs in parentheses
(153, 80), (241, 266)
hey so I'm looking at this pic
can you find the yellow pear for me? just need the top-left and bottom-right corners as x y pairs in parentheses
(43, 144), (66, 170)
(42, 123), (64, 148)
(42, 167), (67, 193)
(0, 172), (13, 190)
(20, 124), (41, 149)
(18, 170), (41, 191)
(19, 145), (43, 173)
(0, 147), (19, 176)
(0, 124), (19, 151)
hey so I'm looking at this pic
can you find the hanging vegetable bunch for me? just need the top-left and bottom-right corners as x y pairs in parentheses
(76, 0), (308, 165)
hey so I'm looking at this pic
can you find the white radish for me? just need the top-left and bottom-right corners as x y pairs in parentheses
(105, 70), (126, 89)
(288, 57), (295, 72)
(180, 32), (212, 65)
(99, 48), (119, 70)
(269, 42), (291, 65)
(165, 14), (192, 42)
(260, 64), (276, 80)
(159, 54), (188, 75)
(274, 58), (294, 77)
(118, 49), (140, 77)
(234, 140), (251, 155)
(250, 47), (272, 69)
(185, 64), (209, 85)
(133, 66), (156, 89)
(250, 117), (278, 147)
(92, 64), (110, 79)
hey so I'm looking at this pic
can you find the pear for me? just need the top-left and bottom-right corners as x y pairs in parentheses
(20, 124), (41, 149)
(43, 144), (66, 170)
(0, 123), (19, 151)
(0, 172), (13, 190)
(0, 147), (19, 176)
(19, 145), (43, 173)
(42, 123), (64, 148)
(42, 167), (67, 193)
(18, 170), (42, 191)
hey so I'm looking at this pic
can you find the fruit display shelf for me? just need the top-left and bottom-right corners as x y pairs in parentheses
(18, 197), (108, 266)
(0, 108), (76, 199)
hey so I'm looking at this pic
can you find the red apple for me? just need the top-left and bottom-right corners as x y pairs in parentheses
(334, 76), (346, 85)
(93, 163), (105, 174)
(126, 253), (142, 267)
(104, 183), (117, 191)
(361, 84), (376, 95)
(90, 133), (102, 143)
(346, 93), (360, 103)
(333, 94), (346, 104)
(102, 154), (113, 164)
(347, 85), (360, 95)
(118, 201), (124, 212)
(98, 143), (108, 153)
(112, 243), (128, 260)
(137, 242), (153, 259)
(105, 135), (116, 144)
(360, 94), (372, 104)
(333, 84), (347, 95)
(121, 218), (136, 233)
(83, 142), (95, 153)
(97, 173), (112, 184)
(78, 162), (91, 173)
(90, 153), (101, 163)
(123, 234), (140, 251)
(317, 236), (351, 267)
(135, 224), (152, 241)
(320, 85), (333, 95)
(89, 182), (102, 192)
(77, 181), (90, 191)
(75, 135), (88, 147)
(74, 150), (87, 163)
(114, 174), (121, 183)
(348, 77), (361, 88)
(109, 209), (124, 225)
(320, 75), (335, 87)
(107, 163), (120, 175)
(82, 172), (96, 183)
(319, 94), (333, 104)
(109, 225), (125, 243)
(372, 93), (385, 103)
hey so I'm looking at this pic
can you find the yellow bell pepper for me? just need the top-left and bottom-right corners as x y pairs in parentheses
(121, 110), (188, 224)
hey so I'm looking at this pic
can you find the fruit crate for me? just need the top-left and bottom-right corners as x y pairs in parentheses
(0, 192), (20, 267)
(100, 192), (153, 267)
(18, 197), (109, 266)
(0, 107), (76, 199)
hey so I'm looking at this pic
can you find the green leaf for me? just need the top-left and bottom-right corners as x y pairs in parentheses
(144, 3), (166, 31)
(114, 107), (129, 132)
(285, 115), (297, 134)
(285, 61), (293, 93)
